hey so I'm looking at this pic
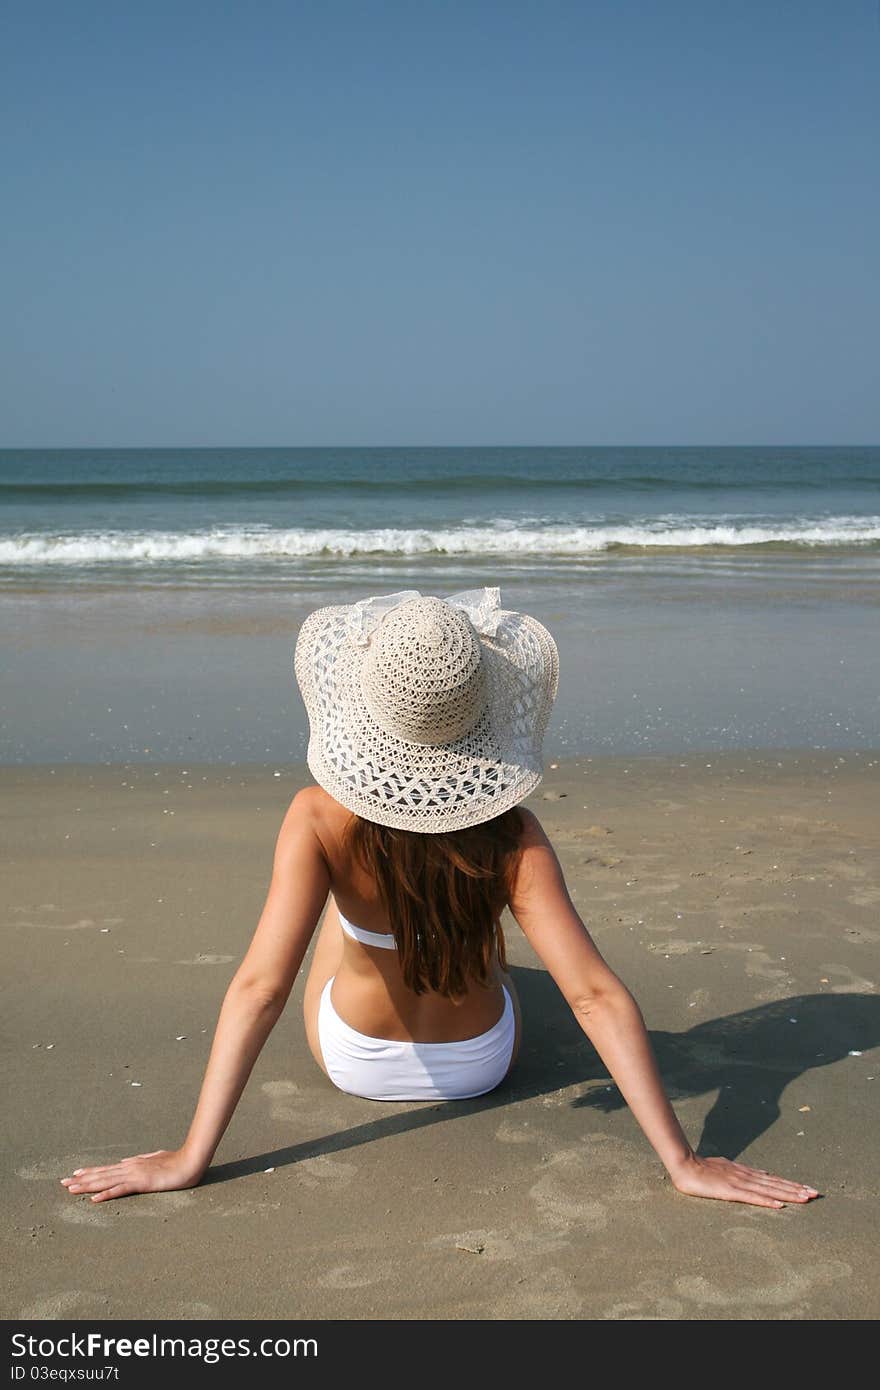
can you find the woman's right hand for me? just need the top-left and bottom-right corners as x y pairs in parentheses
(669, 1152), (820, 1208)
(60, 1149), (206, 1203)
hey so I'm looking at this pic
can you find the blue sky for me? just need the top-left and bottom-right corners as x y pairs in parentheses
(2, 1), (878, 446)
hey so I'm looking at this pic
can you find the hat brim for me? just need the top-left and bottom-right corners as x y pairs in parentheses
(294, 601), (559, 832)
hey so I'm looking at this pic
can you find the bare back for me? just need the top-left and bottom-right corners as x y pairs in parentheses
(308, 786), (512, 1042)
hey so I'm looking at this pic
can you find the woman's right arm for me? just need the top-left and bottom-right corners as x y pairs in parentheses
(61, 787), (331, 1203)
(508, 809), (819, 1209)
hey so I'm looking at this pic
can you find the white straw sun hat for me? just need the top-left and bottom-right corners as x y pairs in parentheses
(293, 586), (559, 832)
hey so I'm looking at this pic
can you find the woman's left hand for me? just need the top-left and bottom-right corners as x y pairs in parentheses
(669, 1152), (820, 1207)
(60, 1149), (205, 1203)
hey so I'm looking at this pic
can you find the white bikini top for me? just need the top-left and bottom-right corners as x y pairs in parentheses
(339, 909), (397, 951)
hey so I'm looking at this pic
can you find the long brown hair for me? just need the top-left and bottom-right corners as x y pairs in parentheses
(342, 806), (525, 998)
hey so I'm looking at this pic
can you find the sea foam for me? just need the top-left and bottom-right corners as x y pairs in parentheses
(1, 517), (879, 565)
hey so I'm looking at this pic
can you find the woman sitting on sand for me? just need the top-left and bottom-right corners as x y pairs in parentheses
(62, 587), (818, 1209)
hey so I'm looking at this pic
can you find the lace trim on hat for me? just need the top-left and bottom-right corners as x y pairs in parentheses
(346, 586), (504, 647)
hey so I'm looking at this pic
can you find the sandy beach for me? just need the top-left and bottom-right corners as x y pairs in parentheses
(6, 0), (880, 1338)
(3, 748), (878, 1321)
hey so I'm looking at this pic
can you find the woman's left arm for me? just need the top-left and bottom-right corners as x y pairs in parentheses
(570, 984), (818, 1206)
(510, 810), (820, 1208)
(61, 788), (330, 1202)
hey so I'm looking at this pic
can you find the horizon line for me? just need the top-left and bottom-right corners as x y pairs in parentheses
(3, 441), (879, 452)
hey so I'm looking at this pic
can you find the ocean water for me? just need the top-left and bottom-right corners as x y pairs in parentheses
(2, 447), (879, 763)
(2, 446), (879, 587)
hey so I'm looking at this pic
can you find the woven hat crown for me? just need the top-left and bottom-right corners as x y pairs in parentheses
(360, 596), (488, 746)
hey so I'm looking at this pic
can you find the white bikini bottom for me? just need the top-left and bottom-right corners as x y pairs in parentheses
(317, 977), (516, 1102)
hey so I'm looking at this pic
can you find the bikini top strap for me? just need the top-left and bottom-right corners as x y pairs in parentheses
(338, 910), (398, 950)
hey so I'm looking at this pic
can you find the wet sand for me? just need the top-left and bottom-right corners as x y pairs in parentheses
(3, 749), (879, 1320)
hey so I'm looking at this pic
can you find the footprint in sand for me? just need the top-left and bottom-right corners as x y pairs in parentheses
(708, 942), (795, 991)
(578, 1133), (655, 1201)
(844, 889), (880, 912)
(293, 1154), (358, 1190)
(57, 1190), (196, 1227)
(528, 1151), (609, 1232)
(176, 1301), (221, 1318)
(675, 1229), (851, 1310)
(262, 1080), (301, 1099)
(20, 1291), (111, 1320)
(261, 1078), (306, 1123)
(495, 1119), (546, 1145)
(57, 1201), (113, 1228)
(127, 1190), (197, 1218)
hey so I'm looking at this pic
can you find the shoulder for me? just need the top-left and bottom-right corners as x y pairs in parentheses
(277, 783), (348, 855)
(513, 804), (553, 850)
(283, 782), (345, 822)
(508, 804), (565, 903)
(286, 783), (330, 817)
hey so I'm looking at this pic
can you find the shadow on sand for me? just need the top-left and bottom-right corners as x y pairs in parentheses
(204, 965), (879, 1186)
